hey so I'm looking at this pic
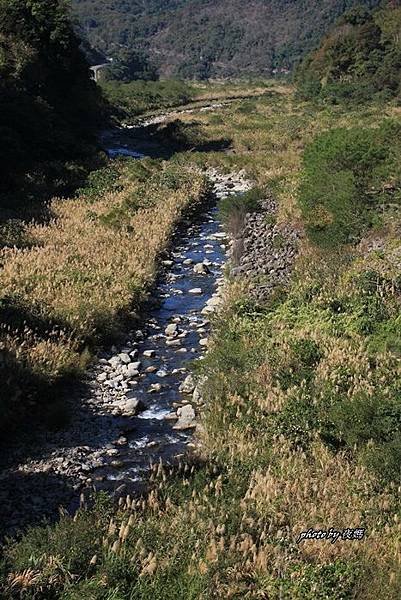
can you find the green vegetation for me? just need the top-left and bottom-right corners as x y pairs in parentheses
(299, 121), (401, 247)
(0, 0), (105, 212)
(102, 48), (157, 83)
(102, 79), (194, 119)
(297, 1), (401, 103)
(72, 0), (380, 79)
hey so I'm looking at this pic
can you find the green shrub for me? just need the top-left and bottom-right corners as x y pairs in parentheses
(76, 164), (122, 202)
(218, 187), (265, 235)
(299, 124), (401, 247)
(321, 390), (401, 482)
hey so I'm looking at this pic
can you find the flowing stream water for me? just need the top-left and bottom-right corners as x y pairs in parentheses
(0, 117), (251, 538)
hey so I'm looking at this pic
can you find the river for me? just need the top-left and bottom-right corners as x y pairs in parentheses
(0, 117), (251, 539)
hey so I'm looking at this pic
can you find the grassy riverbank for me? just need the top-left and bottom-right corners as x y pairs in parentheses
(0, 160), (208, 432)
(101, 79), (279, 121)
(2, 87), (401, 598)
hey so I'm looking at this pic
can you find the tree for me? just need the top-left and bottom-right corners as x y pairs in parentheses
(104, 48), (157, 82)
(0, 0), (102, 202)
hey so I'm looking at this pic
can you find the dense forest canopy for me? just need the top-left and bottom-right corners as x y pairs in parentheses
(71, 0), (381, 79)
(0, 0), (102, 207)
(297, 0), (401, 102)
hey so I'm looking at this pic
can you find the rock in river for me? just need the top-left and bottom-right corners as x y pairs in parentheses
(165, 323), (178, 337)
(193, 263), (210, 275)
(173, 404), (196, 430)
(179, 374), (196, 394)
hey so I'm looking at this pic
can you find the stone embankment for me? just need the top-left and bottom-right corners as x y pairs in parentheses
(230, 193), (299, 302)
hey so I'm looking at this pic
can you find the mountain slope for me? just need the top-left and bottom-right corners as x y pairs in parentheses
(71, 0), (381, 78)
(297, 1), (401, 101)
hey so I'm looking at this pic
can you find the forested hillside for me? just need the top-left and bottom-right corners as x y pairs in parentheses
(72, 0), (381, 78)
(297, 1), (401, 102)
(0, 0), (103, 212)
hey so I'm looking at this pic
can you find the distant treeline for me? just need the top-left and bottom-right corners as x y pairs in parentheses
(71, 0), (381, 80)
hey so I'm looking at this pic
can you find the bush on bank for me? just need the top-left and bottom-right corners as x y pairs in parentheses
(299, 121), (401, 248)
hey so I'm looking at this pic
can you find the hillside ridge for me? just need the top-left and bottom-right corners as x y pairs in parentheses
(72, 0), (381, 78)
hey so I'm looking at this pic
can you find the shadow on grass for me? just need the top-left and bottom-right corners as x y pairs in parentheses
(0, 470), (78, 543)
(104, 119), (232, 160)
(0, 296), (78, 341)
(0, 345), (76, 437)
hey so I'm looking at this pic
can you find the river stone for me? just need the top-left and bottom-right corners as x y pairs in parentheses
(177, 404), (195, 418)
(183, 258), (193, 265)
(199, 338), (208, 347)
(189, 288), (202, 295)
(165, 323), (178, 336)
(173, 404), (196, 430)
(116, 397), (142, 416)
(166, 339), (181, 347)
(108, 356), (121, 367)
(202, 297), (222, 314)
(162, 260), (174, 267)
(164, 412), (178, 421)
(119, 353), (131, 364)
(179, 374), (196, 394)
(146, 366), (158, 373)
(115, 437), (128, 446)
(97, 373), (108, 382)
(148, 383), (162, 393)
(126, 364), (139, 378)
(194, 263), (210, 275)
(156, 369), (168, 378)
(143, 349), (156, 358)
(193, 385), (203, 404)
(106, 449), (119, 456)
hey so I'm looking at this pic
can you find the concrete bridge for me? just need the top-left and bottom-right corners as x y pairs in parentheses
(90, 63), (110, 82)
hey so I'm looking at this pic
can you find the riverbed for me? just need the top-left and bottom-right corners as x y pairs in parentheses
(0, 123), (250, 537)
